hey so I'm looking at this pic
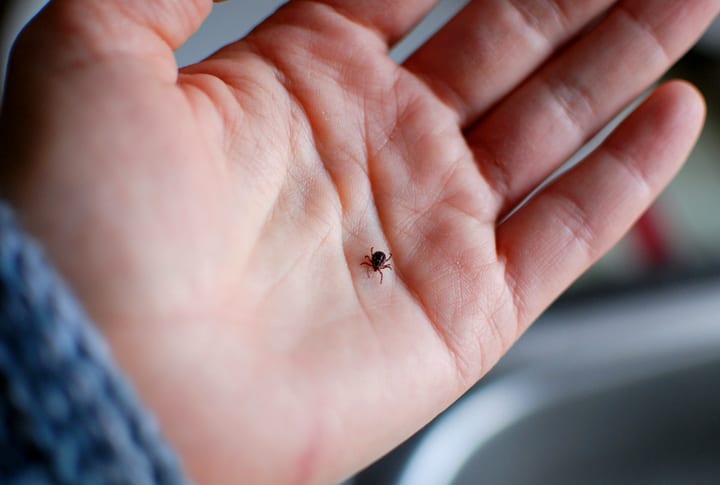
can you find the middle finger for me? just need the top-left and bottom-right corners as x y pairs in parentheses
(404, 0), (614, 126)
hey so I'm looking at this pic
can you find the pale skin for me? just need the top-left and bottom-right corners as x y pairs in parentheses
(0, 0), (717, 483)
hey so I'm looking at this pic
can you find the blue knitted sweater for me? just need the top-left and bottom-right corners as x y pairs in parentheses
(0, 205), (189, 484)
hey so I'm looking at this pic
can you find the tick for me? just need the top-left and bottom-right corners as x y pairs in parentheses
(361, 247), (393, 284)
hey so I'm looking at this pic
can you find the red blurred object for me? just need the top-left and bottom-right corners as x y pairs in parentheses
(633, 206), (672, 268)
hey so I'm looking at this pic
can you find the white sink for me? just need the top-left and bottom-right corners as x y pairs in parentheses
(378, 280), (720, 484)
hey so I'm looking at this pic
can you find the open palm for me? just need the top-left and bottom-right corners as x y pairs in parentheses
(1, 0), (716, 483)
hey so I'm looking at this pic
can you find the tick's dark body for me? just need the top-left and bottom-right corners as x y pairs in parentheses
(361, 247), (393, 284)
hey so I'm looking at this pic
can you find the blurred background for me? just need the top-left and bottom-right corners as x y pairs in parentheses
(2, 1), (719, 483)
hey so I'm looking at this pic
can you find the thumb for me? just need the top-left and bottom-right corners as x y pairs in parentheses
(14, 0), (220, 77)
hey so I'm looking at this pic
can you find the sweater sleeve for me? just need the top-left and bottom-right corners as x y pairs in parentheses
(0, 205), (190, 485)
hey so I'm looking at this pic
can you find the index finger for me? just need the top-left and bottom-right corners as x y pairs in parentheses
(290, 0), (439, 46)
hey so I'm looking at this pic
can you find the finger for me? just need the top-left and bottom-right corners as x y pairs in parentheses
(289, 0), (439, 46)
(497, 81), (705, 330)
(467, 0), (719, 216)
(405, 0), (613, 126)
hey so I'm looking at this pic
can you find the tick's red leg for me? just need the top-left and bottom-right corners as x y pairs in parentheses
(385, 252), (392, 263)
(359, 262), (371, 278)
(360, 255), (373, 278)
(378, 269), (383, 284)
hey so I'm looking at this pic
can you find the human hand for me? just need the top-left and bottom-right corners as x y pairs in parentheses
(1, 1), (716, 483)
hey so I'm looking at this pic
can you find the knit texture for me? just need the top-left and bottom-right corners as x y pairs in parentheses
(0, 205), (190, 485)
